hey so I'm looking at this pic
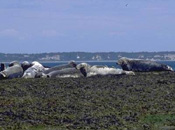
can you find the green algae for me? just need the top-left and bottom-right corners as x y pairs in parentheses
(1, 72), (175, 129)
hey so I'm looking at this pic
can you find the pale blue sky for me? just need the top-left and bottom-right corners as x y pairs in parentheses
(0, 0), (175, 53)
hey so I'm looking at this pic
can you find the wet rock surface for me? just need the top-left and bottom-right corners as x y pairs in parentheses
(1, 71), (175, 129)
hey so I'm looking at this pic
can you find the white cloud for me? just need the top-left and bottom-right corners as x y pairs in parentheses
(0, 29), (30, 40)
(41, 30), (65, 37)
(0, 29), (19, 37)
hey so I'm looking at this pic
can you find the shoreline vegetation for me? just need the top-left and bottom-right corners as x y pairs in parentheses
(1, 71), (175, 129)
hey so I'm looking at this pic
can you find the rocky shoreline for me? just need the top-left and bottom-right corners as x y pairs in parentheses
(1, 72), (175, 129)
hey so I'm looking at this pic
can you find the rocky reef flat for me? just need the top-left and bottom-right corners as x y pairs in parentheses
(1, 72), (175, 130)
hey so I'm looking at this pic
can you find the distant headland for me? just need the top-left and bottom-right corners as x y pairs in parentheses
(1, 51), (175, 62)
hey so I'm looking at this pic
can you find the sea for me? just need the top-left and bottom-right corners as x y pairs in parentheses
(41, 61), (175, 70)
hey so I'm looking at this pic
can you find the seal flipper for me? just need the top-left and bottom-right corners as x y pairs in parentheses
(0, 73), (5, 79)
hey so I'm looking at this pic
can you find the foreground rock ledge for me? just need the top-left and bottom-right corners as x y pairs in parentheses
(1, 71), (175, 130)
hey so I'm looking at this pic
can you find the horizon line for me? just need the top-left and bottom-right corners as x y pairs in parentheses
(1, 51), (175, 54)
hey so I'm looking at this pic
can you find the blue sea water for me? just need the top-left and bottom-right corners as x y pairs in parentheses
(41, 61), (175, 70)
(158, 61), (175, 70)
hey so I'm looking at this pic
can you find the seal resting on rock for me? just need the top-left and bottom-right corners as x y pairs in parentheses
(43, 61), (77, 74)
(21, 61), (33, 72)
(45, 68), (86, 78)
(0, 61), (23, 79)
(22, 61), (46, 78)
(0, 63), (6, 71)
(117, 57), (174, 72)
(76, 63), (135, 77)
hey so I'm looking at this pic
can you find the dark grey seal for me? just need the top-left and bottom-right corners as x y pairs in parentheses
(117, 57), (174, 72)
(0, 61), (23, 79)
(46, 68), (86, 78)
(0, 63), (6, 71)
(43, 61), (77, 74)
(21, 61), (33, 72)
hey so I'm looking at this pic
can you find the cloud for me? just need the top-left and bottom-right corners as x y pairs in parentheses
(0, 29), (30, 40)
(0, 29), (19, 37)
(41, 30), (65, 37)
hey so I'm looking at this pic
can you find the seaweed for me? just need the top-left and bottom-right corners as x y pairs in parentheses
(1, 72), (175, 129)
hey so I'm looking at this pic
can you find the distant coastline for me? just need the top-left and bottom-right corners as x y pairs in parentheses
(38, 60), (175, 63)
(1, 51), (175, 62)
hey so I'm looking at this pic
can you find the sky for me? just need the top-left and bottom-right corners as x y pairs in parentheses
(0, 0), (175, 53)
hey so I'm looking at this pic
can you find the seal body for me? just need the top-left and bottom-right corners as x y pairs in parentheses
(43, 61), (77, 74)
(22, 61), (45, 78)
(0, 61), (23, 79)
(117, 57), (174, 72)
(46, 68), (86, 78)
(21, 61), (33, 72)
(77, 63), (135, 77)
(0, 63), (6, 71)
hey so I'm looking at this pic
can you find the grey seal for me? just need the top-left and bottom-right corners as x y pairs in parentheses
(76, 63), (135, 77)
(117, 57), (173, 72)
(0, 63), (6, 71)
(21, 61), (33, 72)
(0, 61), (23, 79)
(43, 61), (77, 74)
(46, 68), (86, 78)
(22, 61), (46, 78)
